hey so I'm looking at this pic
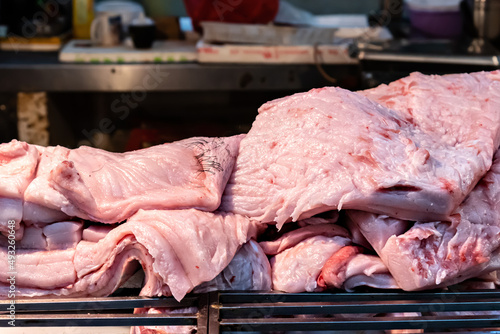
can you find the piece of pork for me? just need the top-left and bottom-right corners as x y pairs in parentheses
(74, 209), (262, 300)
(348, 150), (500, 291)
(131, 240), (271, 334)
(23, 145), (73, 224)
(0, 210), (261, 300)
(0, 221), (83, 251)
(360, 71), (500, 160)
(0, 247), (77, 290)
(318, 246), (399, 291)
(260, 218), (349, 256)
(131, 307), (197, 334)
(82, 224), (115, 243)
(0, 243), (140, 298)
(194, 239), (272, 293)
(24, 136), (242, 224)
(270, 234), (351, 293)
(221, 71), (500, 228)
(0, 140), (39, 233)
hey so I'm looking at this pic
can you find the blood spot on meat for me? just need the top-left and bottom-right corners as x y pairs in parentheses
(380, 132), (391, 140)
(385, 101), (395, 108)
(195, 266), (199, 269)
(270, 142), (277, 149)
(356, 153), (378, 167)
(439, 178), (455, 194)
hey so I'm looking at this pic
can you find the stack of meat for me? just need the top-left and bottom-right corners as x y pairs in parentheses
(2, 70), (500, 313)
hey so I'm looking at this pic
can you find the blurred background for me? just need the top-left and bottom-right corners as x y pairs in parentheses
(0, 0), (498, 151)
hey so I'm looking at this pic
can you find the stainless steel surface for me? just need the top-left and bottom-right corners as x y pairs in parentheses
(7, 313), (197, 327)
(0, 295), (197, 312)
(1, 291), (500, 332)
(215, 290), (500, 332)
(0, 294), (207, 332)
(358, 50), (500, 66)
(352, 39), (500, 67)
(0, 52), (356, 92)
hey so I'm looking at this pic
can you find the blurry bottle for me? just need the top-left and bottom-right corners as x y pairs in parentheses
(73, 0), (94, 39)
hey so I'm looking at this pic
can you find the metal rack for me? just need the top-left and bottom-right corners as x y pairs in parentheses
(1, 290), (500, 332)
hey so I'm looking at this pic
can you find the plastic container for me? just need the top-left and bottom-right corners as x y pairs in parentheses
(95, 1), (144, 35)
(406, 0), (463, 38)
(73, 0), (94, 39)
(182, 0), (279, 31)
(129, 13), (156, 49)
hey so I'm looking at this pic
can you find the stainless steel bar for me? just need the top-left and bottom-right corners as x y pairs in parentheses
(196, 291), (210, 334)
(0, 295), (196, 312)
(358, 51), (500, 66)
(219, 315), (500, 332)
(219, 290), (500, 303)
(209, 291), (221, 334)
(0, 313), (197, 327)
(219, 300), (500, 317)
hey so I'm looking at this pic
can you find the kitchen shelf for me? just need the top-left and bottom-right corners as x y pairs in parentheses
(0, 51), (358, 93)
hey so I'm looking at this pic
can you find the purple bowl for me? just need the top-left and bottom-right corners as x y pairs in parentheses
(408, 7), (463, 38)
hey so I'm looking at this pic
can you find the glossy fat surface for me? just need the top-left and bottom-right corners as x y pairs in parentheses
(222, 71), (500, 227)
(22, 136), (242, 224)
(348, 150), (500, 290)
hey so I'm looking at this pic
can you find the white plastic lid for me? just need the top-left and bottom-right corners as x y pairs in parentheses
(95, 1), (144, 14)
(405, 0), (461, 12)
(131, 12), (155, 26)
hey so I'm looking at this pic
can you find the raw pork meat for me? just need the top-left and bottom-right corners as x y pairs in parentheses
(360, 71), (500, 161)
(221, 71), (500, 227)
(318, 246), (399, 291)
(0, 221), (83, 250)
(260, 217), (349, 255)
(0, 210), (261, 300)
(131, 240), (271, 334)
(131, 307), (197, 334)
(23, 145), (72, 224)
(194, 239), (271, 293)
(348, 150), (500, 291)
(0, 140), (39, 233)
(266, 222), (352, 293)
(24, 136), (242, 224)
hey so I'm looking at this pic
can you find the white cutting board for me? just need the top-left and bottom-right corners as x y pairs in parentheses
(59, 39), (197, 63)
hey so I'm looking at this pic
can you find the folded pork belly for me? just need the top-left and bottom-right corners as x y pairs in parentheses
(23, 145), (72, 224)
(260, 217), (349, 255)
(194, 239), (272, 293)
(262, 217), (400, 293)
(348, 150), (500, 291)
(1, 210), (262, 301)
(221, 71), (500, 228)
(131, 240), (271, 334)
(318, 246), (399, 291)
(264, 226), (351, 293)
(23, 136), (242, 224)
(0, 140), (39, 233)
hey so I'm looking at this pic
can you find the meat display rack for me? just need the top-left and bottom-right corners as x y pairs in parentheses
(1, 290), (500, 333)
